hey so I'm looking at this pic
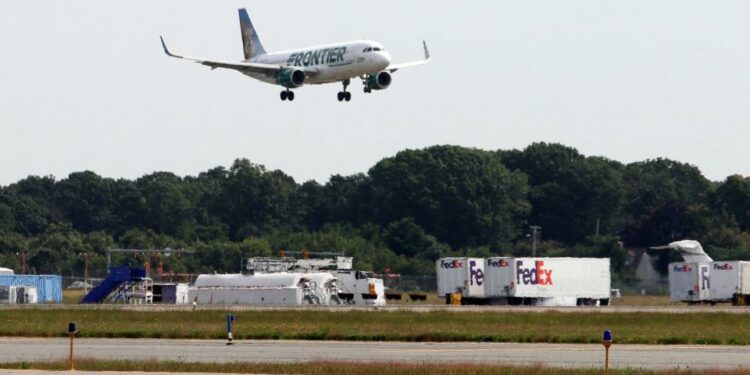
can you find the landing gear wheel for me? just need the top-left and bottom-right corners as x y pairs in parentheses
(364, 87), (372, 93)
(280, 91), (288, 101)
(288, 91), (295, 101)
(338, 79), (351, 102)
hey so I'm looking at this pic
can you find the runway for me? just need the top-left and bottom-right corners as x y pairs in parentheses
(1, 338), (748, 370)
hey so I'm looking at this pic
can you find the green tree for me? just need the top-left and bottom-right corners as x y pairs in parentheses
(501, 143), (625, 244)
(623, 158), (711, 247)
(55, 171), (115, 232)
(711, 175), (750, 231)
(367, 146), (530, 249)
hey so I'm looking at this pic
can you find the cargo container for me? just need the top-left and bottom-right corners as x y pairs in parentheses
(483, 257), (514, 298)
(438, 257), (611, 306)
(0, 285), (38, 304)
(0, 275), (61, 303)
(511, 257), (610, 303)
(709, 261), (750, 301)
(668, 262), (707, 302)
(153, 283), (189, 304)
(668, 261), (750, 304)
(436, 257), (486, 303)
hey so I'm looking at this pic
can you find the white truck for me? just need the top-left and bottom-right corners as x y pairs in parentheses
(437, 257), (611, 306)
(335, 270), (386, 306)
(190, 255), (386, 306)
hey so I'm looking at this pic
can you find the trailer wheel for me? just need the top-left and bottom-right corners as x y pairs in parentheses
(445, 294), (451, 305)
(599, 298), (610, 306)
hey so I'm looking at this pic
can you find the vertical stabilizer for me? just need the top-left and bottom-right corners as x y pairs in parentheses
(239, 9), (266, 59)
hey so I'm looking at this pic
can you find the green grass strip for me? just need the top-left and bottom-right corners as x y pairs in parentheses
(2, 309), (750, 345)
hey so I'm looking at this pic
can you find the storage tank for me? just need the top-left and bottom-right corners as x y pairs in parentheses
(190, 272), (339, 306)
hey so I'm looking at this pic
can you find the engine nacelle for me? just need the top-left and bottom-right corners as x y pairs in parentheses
(366, 71), (392, 90)
(276, 68), (306, 88)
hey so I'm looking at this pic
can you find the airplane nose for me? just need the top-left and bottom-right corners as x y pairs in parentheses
(380, 52), (391, 68)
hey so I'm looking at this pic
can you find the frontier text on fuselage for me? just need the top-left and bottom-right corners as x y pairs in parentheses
(284, 47), (348, 67)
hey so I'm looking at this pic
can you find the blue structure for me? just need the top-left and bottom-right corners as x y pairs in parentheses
(81, 266), (146, 303)
(0, 275), (62, 303)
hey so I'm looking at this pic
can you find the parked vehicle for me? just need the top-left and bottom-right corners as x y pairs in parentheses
(437, 257), (611, 306)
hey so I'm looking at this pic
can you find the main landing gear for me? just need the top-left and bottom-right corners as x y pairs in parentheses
(337, 79), (352, 102)
(280, 89), (295, 101)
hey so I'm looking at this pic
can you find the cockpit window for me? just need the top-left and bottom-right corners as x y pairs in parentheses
(373, 47), (381, 51)
(363, 47), (372, 53)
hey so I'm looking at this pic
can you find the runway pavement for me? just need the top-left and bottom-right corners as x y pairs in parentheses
(0, 337), (748, 370)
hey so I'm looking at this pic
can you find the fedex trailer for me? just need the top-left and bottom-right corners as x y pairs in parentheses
(483, 257), (514, 298)
(438, 257), (611, 306)
(436, 257), (486, 303)
(709, 261), (750, 302)
(669, 261), (750, 304)
(509, 258), (610, 306)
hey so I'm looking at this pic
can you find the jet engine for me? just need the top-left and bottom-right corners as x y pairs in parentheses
(276, 68), (306, 88)
(365, 71), (392, 90)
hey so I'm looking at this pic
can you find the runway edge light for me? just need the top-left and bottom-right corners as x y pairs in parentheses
(68, 321), (77, 371)
(226, 314), (235, 345)
(603, 329), (613, 375)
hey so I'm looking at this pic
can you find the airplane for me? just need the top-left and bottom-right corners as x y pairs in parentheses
(160, 8), (430, 102)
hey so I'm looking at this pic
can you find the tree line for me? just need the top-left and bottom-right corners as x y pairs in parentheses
(1, 143), (749, 281)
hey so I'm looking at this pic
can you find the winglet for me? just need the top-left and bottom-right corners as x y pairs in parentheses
(423, 41), (430, 61)
(159, 36), (182, 58)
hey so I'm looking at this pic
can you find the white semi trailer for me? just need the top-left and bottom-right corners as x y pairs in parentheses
(668, 260), (750, 304)
(658, 240), (750, 305)
(436, 257), (487, 304)
(437, 257), (611, 306)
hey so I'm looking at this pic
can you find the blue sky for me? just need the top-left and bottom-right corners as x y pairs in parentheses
(2, 1), (749, 184)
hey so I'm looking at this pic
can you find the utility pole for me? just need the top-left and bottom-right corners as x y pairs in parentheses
(83, 253), (89, 295)
(529, 225), (541, 257)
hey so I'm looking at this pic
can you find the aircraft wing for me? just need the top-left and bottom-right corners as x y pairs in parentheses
(160, 36), (319, 77)
(387, 41), (430, 73)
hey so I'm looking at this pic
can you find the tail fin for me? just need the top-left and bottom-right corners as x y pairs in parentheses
(239, 9), (266, 59)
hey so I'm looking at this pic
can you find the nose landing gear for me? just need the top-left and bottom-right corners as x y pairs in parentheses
(280, 89), (295, 101)
(337, 79), (352, 102)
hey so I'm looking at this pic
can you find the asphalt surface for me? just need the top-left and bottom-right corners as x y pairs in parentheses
(1, 337), (748, 370)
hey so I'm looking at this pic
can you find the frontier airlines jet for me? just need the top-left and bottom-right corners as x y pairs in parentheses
(160, 9), (430, 102)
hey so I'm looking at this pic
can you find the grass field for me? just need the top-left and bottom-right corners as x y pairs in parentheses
(1, 308), (748, 345)
(0, 359), (746, 375)
(61, 290), (678, 306)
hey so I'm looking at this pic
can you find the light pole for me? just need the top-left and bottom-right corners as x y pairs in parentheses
(529, 225), (541, 257)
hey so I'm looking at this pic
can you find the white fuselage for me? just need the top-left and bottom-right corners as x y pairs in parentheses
(245, 40), (391, 85)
